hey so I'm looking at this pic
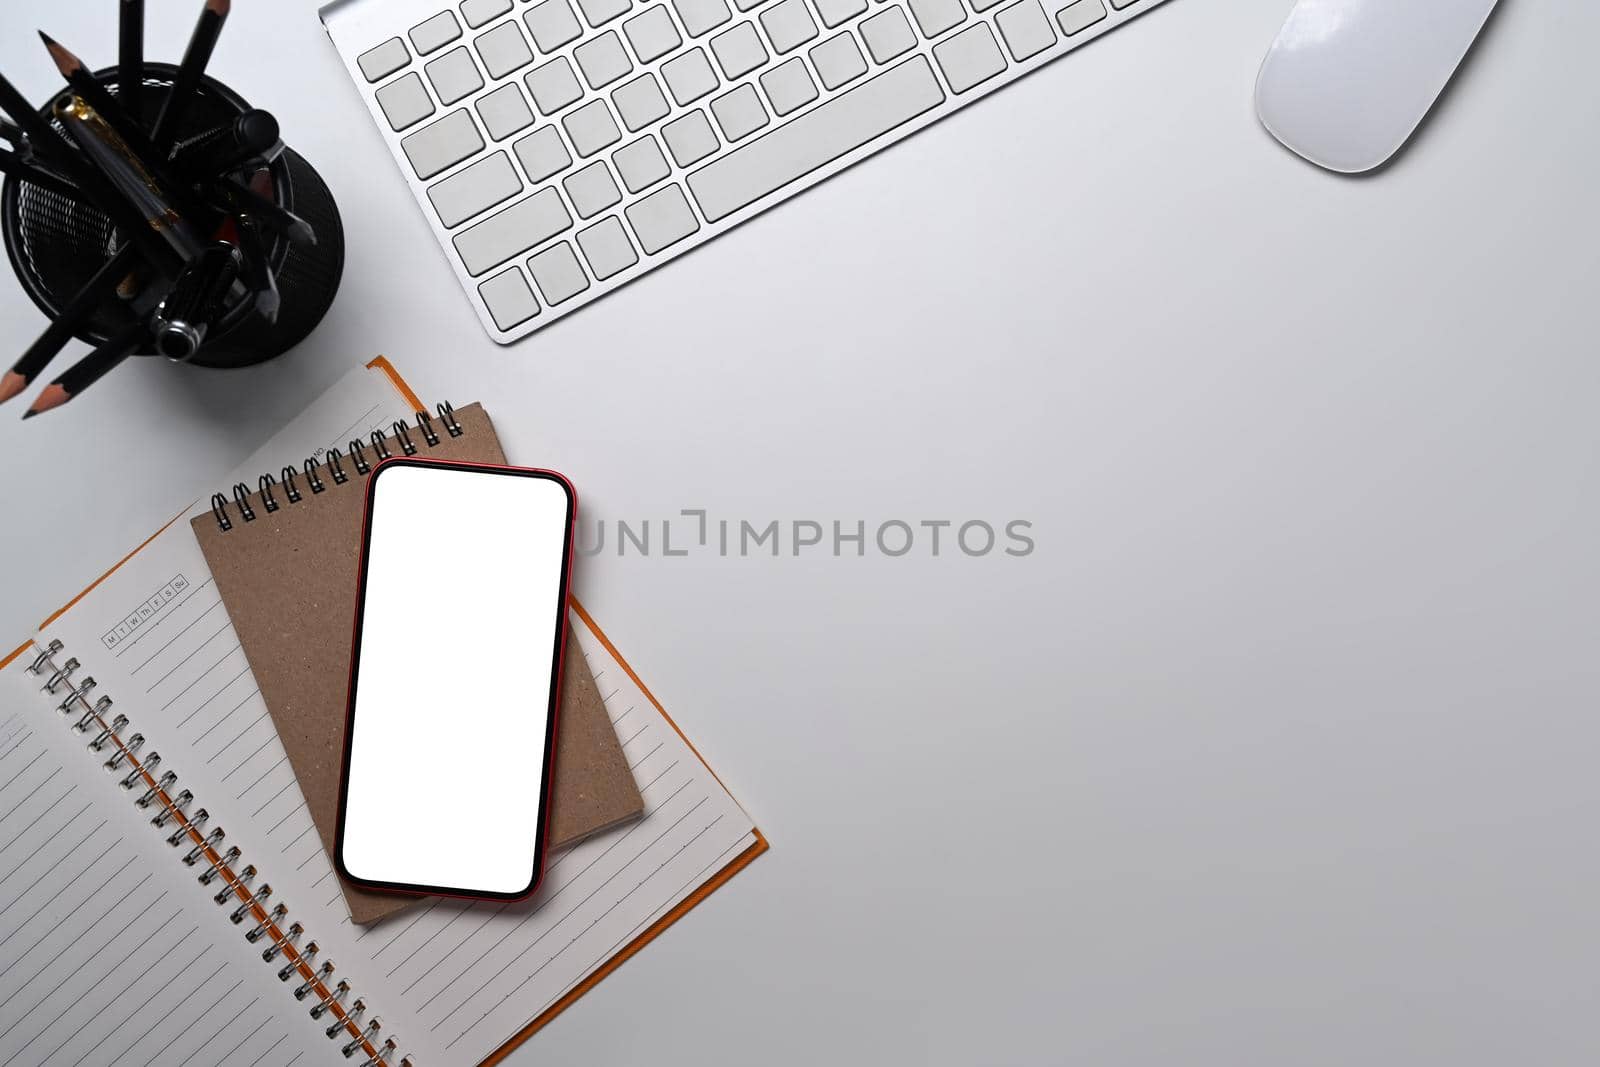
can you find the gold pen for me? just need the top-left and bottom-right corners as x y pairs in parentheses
(53, 93), (203, 259)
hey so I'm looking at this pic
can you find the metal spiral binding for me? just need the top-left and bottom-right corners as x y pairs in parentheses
(26, 639), (408, 1065)
(208, 403), (465, 532)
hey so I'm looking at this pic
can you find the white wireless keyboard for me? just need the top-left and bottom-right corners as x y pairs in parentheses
(322, 0), (1171, 343)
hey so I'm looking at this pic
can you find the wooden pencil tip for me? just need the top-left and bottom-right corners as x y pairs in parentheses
(208, 0), (231, 14)
(0, 371), (26, 406)
(38, 32), (78, 76)
(23, 383), (70, 419)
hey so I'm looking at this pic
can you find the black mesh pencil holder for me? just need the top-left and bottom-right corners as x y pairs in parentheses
(1, 63), (343, 369)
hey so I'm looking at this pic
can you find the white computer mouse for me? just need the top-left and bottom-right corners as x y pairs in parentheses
(1255, 0), (1501, 173)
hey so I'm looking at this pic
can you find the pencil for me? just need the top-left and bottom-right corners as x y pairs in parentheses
(40, 33), (168, 179)
(120, 0), (145, 124)
(0, 243), (138, 406)
(0, 147), (81, 200)
(23, 317), (150, 419)
(152, 0), (232, 150)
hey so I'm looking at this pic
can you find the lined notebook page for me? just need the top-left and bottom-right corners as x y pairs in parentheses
(0, 660), (329, 1067)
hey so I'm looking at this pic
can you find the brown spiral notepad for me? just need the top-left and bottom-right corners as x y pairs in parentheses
(190, 401), (644, 924)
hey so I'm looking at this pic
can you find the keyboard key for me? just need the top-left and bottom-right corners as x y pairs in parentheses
(662, 108), (720, 166)
(688, 55), (943, 221)
(478, 267), (541, 329)
(933, 23), (1005, 93)
(402, 109), (486, 179)
(995, 0), (1055, 59)
(524, 0), (585, 50)
(906, 0), (964, 37)
(376, 72), (435, 131)
(661, 48), (720, 106)
(453, 187), (573, 274)
(563, 98), (623, 155)
(734, 0), (768, 9)
(710, 83), (770, 141)
(860, 7), (915, 62)
(574, 31), (634, 90)
(625, 183), (700, 253)
(1056, 0), (1105, 34)
(564, 160), (623, 218)
(527, 241), (591, 304)
(463, 0), (514, 27)
(672, 0), (732, 37)
(426, 47), (485, 104)
(1110, 0), (1139, 7)
(513, 125), (574, 180)
(576, 0), (632, 27)
(612, 134), (670, 191)
(760, 0), (818, 53)
(410, 11), (463, 54)
(477, 82), (536, 138)
(576, 216), (639, 279)
(710, 22), (769, 79)
(809, 32), (867, 89)
(358, 38), (410, 82)
(813, 0), (867, 28)
(612, 73), (671, 131)
(759, 57), (818, 116)
(476, 21), (534, 78)
(971, 0), (1006, 9)
(525, 56), (585, 114)
(623, 6), (684, 62)
(429, 150), (524, 226)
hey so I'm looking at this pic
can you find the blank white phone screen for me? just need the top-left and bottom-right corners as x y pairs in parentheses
(340, 462), (572, 895)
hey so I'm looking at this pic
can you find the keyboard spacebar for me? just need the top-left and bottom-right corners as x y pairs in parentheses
(687, 57), (945, 224)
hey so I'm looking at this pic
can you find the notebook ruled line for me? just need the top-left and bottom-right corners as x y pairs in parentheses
(192, 689), (263, 746)
(171, 991), (256, 1067)
(114, 578), (217, 660)
(174, 664), (253, 731)
(210, 712), (273, 768)
(11, 908), (185, 1062)
(0, 868), (152, 986)
(0, 817), (108, 910)
(234, 752), (288, 795)
(158, 644), (243, 711)
(127, 593), (223, 673)
(220, 735), (278, 782)
(110, 959), (228, 1067)
(144, 622), (233, 691)
(71, 943), (212, 1067)
(37, 925), (201, 1064)
(0, 763), (60, 829)
(0, 729), (35, 765)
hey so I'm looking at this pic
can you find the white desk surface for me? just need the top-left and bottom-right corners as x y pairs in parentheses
(4, 1), (1598, 1062)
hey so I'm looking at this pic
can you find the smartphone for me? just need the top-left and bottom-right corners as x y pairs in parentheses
(334, 457), (576, 901)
